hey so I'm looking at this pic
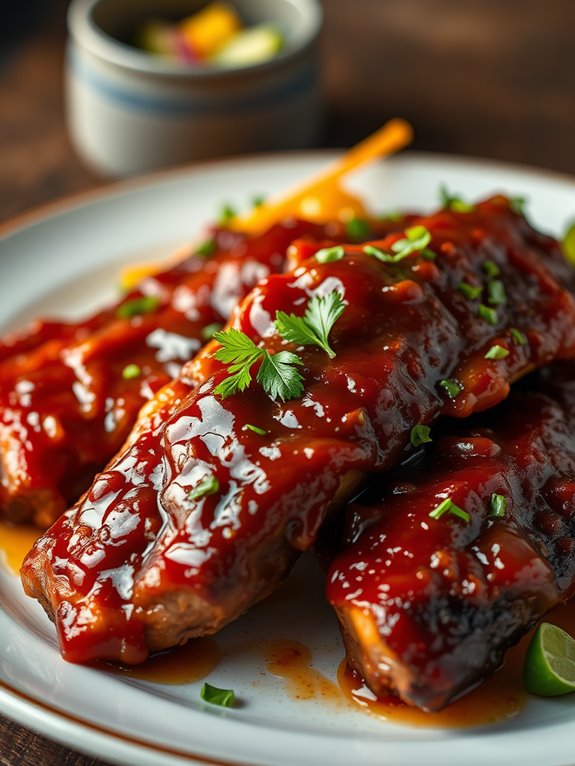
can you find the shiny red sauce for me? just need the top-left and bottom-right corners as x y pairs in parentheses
(21, 198), (575, 667)
(328, 363), (575, 710)
(0, 219), (364, 528)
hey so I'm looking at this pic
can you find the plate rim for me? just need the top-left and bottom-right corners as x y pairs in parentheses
(3, 150), (575, 766)
(2, 148), (575, 241)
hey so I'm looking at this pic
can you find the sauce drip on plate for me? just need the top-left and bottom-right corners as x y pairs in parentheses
(104, 638), (221, 685)
(265, 639), (342, 705)
(0, 522), (40, 574)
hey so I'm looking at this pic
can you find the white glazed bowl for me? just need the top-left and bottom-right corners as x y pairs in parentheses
(66, 0), (322, 176)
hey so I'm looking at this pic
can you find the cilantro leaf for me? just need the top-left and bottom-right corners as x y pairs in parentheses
(257, 351), (304, 402)
(275, 290), (345, 359)
(212, 329), (304, 401)
(213, 329), (265, 397)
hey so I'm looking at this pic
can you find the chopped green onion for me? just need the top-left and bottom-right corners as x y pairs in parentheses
(251, 194), (266, 208)
(189, 475), (220, 501)
(202, 322), (223, 341)
(122, 363), (142, 380)
(363, 244), (394, 262)
(478, 304), (498, 325)
(244, 423), (268, 436)
(219, 203), (236, 225)
(510, 196), (527, 215)
(439, 185), (475, 213)
(487, 279), (506, 306)
(390, 225), (432, 258)
(482, 260), (500, 278)
(200, 683), (235, 708)
(421, 249), (437, 261)
(484, 344), (510, 360)
(364, 227), (433, 263)
(410, 424), (432, 447)
(315, 246), (345, 264)
(116, 295), (161, 319)
(196, 239), (217, 258)
(438, 378), (463, 399)
(510, 327), (528, 346)
(429, 497), (470, 523)
(458, 281), (483, 300)
(345, 218), (371, 241)
(490, 492), (507, 518)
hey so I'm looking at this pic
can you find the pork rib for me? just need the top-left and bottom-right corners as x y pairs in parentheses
(327, 363), (575, 711)
(0, 219), (351, 526)
(21, 197), (575, 664)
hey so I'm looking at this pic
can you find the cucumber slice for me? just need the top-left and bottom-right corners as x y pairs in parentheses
(213, 24), (283, 67)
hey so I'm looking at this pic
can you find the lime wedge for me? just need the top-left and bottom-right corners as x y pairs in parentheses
(213, 25), (283, 67)
(563, 221), (575, 266)
(524, 622), (575, 696)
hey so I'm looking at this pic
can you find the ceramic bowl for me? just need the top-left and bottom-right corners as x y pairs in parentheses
(66, 0), (322, 176)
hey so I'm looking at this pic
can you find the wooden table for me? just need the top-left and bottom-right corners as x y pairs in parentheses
(2, 0), (575, 763)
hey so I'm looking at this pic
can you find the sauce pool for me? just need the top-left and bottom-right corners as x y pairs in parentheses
(0, 522), (40, 574)
(104, 638), (221, 685)
(2, 521), (575, 725)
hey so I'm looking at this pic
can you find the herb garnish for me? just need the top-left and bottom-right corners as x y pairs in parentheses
(219, 203), (236, 225)
(200, 683), (235, 708)
(122, 363), (142, 380)
(482, 260), (500, 279)
(189, 475), (220, 501)
(438, 379), (464, 399)
(410, 424), (432, 447)
(116, 295), (161, 319)
(510, 327), (527, 346)
(214, 291), (344, 401)
(364, 225), (433, 263)
(490, 493), (507, 518)
(345, 218), (371, 241)
(275, 291), (345, 359)
(484, 344), (510, 360)
(487, 279), (506, 306)
(196, 239), (217, 257)
(244, 423), (268, 436)
(478, 304), (498, 325)
(458, 282), (483, 301)
(429, 497), (470, 523)
(202, 322), (223, 340)
(439, 185), (475, 213)
(315, 246), (344, 264)
(213, 329), (304, 401)
(510, 196), (527, 215)
(252, 194), (266, 208)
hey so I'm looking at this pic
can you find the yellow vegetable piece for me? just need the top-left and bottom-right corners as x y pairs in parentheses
(119, 119), (413, 287)
(180, 2), (241, 59)
(119, 244), (195, 292)
(231, 118), (413, 234)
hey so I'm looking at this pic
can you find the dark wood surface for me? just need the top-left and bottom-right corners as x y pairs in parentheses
(2, 0), (575, 763)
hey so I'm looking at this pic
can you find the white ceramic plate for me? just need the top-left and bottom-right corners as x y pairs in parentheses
(2, 153), (575, 766)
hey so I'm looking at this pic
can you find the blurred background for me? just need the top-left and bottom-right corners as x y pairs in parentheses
(2, 0), (575, 221)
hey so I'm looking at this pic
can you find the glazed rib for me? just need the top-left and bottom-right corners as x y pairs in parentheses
(0, 219), (351, 527)
(21, 197), (575, 664)
(327, 363), (575, 712)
